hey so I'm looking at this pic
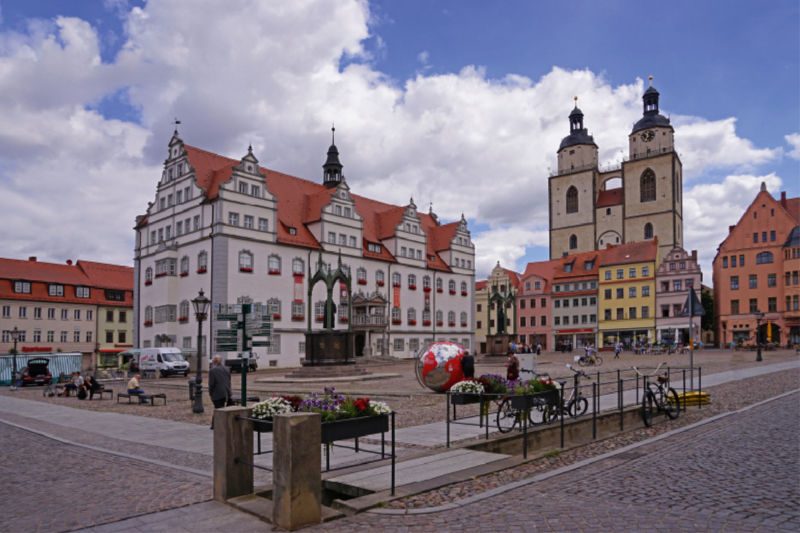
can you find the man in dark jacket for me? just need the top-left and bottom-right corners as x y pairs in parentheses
(208, 355), (232, 429)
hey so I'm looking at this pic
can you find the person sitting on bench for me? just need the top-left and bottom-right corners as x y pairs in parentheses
(127, 374), (148, 404)
(84, 375), (104, 400)
(59, 372), (84, 397)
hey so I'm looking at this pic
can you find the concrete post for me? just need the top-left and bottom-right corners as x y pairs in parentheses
(213, 406), (253, 502)
(273, 412), (322, 531)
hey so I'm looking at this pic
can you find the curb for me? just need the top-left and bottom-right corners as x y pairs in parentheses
(367, 388), (800, 515)
(0, 417), (213, 478)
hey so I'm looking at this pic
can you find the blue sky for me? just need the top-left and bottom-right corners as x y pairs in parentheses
(0, 0), (797, 277)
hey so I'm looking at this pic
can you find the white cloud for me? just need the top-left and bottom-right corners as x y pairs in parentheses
(0, 0), (788, 273)
(417, 50), (429, 64)
(683, 173), (783, 282)
(785, 133), (800, 160)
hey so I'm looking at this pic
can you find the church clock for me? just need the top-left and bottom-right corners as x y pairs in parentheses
(640, 130), (655, 142)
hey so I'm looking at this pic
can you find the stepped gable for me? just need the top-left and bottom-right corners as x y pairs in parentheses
(183, 143), (456, 271)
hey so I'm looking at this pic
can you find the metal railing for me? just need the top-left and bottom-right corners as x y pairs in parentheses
(549, 162), (597, 177)
(623, 147), (674, 162)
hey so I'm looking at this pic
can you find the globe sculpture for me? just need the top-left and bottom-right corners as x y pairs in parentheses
(415, 341), (467, 392)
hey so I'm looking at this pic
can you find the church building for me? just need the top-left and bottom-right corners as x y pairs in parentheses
(548, 78), (684, 264)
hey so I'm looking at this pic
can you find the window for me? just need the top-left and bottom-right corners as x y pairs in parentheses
(644, 223), (653, 239)
(392, 272), (402, 286)
(46, 308), (55, 319)
(291, 302), (304, 319)
(448, 280), (456, 293)
(197, 251), (208, 271)
(176, 221), (184, 237)
(641, 306), (649, 318)
(436, 310), (443, 324)
(193, 215), (200, 231)
(227, 212), (239, 226)
(732, 256), (737, 267)
(33, 307), (42, 319)
(49, 285), (64, 297)
(768, 274), (776, 287)
(604, 309), (611, 321)
(756, 252), (773, 264)
(723, 257), (728, 268)
(770, 230), (776, 242)
(74, 310), (81, 320)
(541, 315), (547, 326)
(251, 185), (260, 197)
(520, 299), (526, 309)
(642, 286), (650, 297)
(768, 297), (777, 312)
(150, 231), (156, 244)
(731, 276), (739, 290)
(242, 215), (254, 229)
(739, 254), (745, 267)
(629, 287), (637, 298)
(569, 235), (578, 250)
(105, 330), (114, 343)
(554, 317), (560, 326)
(554, 300), (560, 308)
(376, 270), (385, 285)
(13, 281), (31, 294)
(237, 251), (253, 271)
(60, 331), (67, 342)
(178, 256), (189, 276)
(564, 263), (573, 273)
(61, 309), (68, 320)
(761, 231), (767, 242)
(616, 288), (624, 299)
(617, 269), (624, 279)
(640, 169), (656, 202)
(75, 287), (90, 298)
(340, 234), (347, 246)
(19, 307), (27, 318)
(616, 308), (624, 320)
(642, 266), (649, 277)
(436, 278), (443, 291)
(267, 334), (281, 354)
(268, 254), (281, 274)
(673, 280), (682, 292)
(749, 299), (758, 313)
(87, 310), (93, 321)
(368, 243), (382, 253)
(629, 268), (637, 278)
(73, 331), (81, 343)
(394, 338), (404, 351)
(748, 274), (757, 289)
(258, 218), (269, 231)
(144, 306), (153, 323)
(566, 186), (578, 213)
(155, 305), (177, 323)
(541, 298), (546, 307)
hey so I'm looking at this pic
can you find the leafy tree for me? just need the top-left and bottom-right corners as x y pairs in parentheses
(701, 289), (714, 332)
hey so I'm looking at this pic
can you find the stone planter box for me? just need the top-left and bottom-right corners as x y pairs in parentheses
(450, 393), (482, 405)
(321, 414), (389, 444)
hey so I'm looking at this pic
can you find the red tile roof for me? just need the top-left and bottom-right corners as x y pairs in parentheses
(475, 280), (487, 291)
(519, 260), (560, 290)
(554, 249), (605, 280)
(183, 143), (456, 271)
(784, 197), (799, 224)
(599, 238), (658, 267)
(596, 188), (623, 208)
(77, 261), (134, 291)
(502, 268), (522, 288)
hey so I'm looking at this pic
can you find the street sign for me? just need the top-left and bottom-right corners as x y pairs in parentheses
(248, 329), (271, 337)
(681, 288), (705, 317)
(216, 313), (238, 321)
(251, 341), (271, 347)
(214, 344), (238, 351)
(216, 329), (238, 336)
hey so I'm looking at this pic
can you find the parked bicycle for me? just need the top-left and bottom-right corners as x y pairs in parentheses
(632, 363), (680, 427)
(495, 369), (551, 433)
(529, 364), (591, 425)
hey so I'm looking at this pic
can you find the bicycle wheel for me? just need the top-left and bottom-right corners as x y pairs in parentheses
(642, 391), (655, 427)
(594, 356), (603, 366)
(528, 402), (550, 425)
(496, 398), (519, 433)
(578, 358), (587, 367)
(665, 387), (680, 419)
(568, 397), (588, 417)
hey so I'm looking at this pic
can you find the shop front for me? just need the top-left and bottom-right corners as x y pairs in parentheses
(601, 329), (651, 350)
(657, 327), (691, 346)
(789, 325), (799, 345)
(554, 329), (596, 351)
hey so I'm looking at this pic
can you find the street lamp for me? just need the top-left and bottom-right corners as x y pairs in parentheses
(9, 327), (20, 391)
(754, 309), (764, 362)
(191, 289), (211, 414)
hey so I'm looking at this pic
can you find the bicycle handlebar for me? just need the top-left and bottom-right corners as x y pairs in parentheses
(632, 362), (667, 378)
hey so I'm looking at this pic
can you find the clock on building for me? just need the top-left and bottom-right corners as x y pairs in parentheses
(640, 130), (655, 142)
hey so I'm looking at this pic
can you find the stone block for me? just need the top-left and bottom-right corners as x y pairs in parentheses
(213, 406), (253, 502)
(273, 412), (322, 530)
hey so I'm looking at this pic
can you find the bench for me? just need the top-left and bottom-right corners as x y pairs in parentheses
(90, 388), (113, 400)
(117, 392), (167, 406)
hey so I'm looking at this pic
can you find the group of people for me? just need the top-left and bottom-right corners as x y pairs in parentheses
(508, 341), (542, 355)
(59, 371), (104, 399)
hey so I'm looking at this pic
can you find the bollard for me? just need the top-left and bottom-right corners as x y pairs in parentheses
(273, 412), (322, 531)
(446, 392), (451, 448)
(213, 406), (253, 503)
(618, 379), (623, 431)
(592, 381), (597, 440)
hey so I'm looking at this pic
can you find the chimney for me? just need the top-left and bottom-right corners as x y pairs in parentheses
(28, 256), (36, 262)
(66, 260), (73, 266)
(691, 250), (697, 261)
(606, 243), (612, 249)
(781, 191), (787, 208)
(729, 225), (735, 234)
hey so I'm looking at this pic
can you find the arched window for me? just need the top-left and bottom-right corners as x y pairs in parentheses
(569, 235), (578, 250)
(376, 270), (385, 285)
(448, 311), (456, 325)
(407, 308), (416, 322)
(239, 251), (253, 271)
(391, 307), (401, 321)
(644, 223), (654, 240)
(268, 254), (281, 274)
(145, 267), (153, 283)
(436, 278), (443, 291)
(392, 272), (401, 286)
(566, 186), (578, 213)
(436, 310), (444, 324)
(144, 306), (153, 323)
(448, 280), (456, 293)
(292, 258), (304, 275)
(356, 267), (367, 283)
(179, 300), (190, 320)
(180, 256), (189, 275)
(640, 170), (656, 202)
(460, 311), (468, 325)
(461, 281), (467, 294)
(422, 310), (431, 323)
(408, 274), (416, 288)
(756, 252), (773, 264)
(197, 251), (208, 272)
(423, 275), (431, 289)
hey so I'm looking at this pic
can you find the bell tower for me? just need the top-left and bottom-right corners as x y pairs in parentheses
(322, 126), (344, 189)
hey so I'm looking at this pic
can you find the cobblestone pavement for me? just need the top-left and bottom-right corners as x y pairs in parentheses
(314, 391), (800, 532)
(0, 423), (212, 533)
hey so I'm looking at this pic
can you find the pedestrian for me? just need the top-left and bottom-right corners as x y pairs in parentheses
(505, 350), (520, 382)
(614, 342), (621, 359)
(536, 343), (541, 356)
(461, 352), (475, 380)
(209, 355), (233, 430)
(127, 374), (148, 403)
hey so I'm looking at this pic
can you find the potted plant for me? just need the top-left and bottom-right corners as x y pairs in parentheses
(240, 267), (253, 273)
(392, 318), (402, 325)
(180, 271), (189, 277)
(437, 320), (444, 326)
(423, 320), (432, 326)
(408, 319), (417, 325)
(197, 268), (207, 274)
(251, 397), (292, 432)
(409, 285), (417, 290)
(461, 291), (468, 296)
(377, 280), (385, 287)
(358, 278), (367, 285)
(510, 379), (560, 409)
(423, 286), (431, 292)
(144, 280), (152, 286)
(449, 379), (484, 404)
(299, 388), (391, 443)
(268, 269), (280, 275)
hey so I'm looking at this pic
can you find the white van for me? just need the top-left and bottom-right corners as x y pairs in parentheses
(139, 348), (190, 377)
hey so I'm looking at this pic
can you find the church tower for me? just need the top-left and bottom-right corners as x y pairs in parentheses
(548, 98), (598, 259)
(322, 127), (344, 189)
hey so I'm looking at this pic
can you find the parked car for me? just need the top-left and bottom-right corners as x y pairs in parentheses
(21, 358), (52, 386)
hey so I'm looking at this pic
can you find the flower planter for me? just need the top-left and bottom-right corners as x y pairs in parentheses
(179, 317), (189, 323)
(462, 291), (468, 296)
(144, 280), (152, 286)
(423, 321), (432, 326)
(240, 267), (253, 273)
(316, 317), (324, 322)
(437, 321), (444, 326)
(272, 314), (281, 320)
(423, 286), (431, 292)
(461, 323), (467, 327)
(321, 414), (389, 444)
(268, 270), (280, 275)
(449, 322), (456, 326)
(143, 321), (153, 327)
(393, 283), (401, 288)
(358, 279), (367, 285)
(451, 393), (482, 405)
(408, 320), (417, 325)
(437, 288), (443, 293)
(510, 390), (559, 409)
(291, 315), (304, 321)
(392, 319), (402, 325)
(450, 290), (457, 295)
(180, 272), (188, 277)
(197, 268), (207, 274)
(253, 419), (274, 433)
(339, 317), (348, 323)
(377, 281), (385, 286)
(409, 285), (417, 290)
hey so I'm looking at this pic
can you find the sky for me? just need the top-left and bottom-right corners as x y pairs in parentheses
(0, 0), (797, 283)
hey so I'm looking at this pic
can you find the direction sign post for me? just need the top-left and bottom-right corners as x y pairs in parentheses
(680, 287), (706, 389)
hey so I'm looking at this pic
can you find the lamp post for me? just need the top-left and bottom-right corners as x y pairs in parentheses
(9, 327), (20, 391)
(192, 289), (210, 414)
(754, 309), (764, 362)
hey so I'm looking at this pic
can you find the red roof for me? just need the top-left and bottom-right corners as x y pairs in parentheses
(784, 197), (800, 223)
(599, 238), (658, 267)
(596, 188), (623, 208)
(475, 280), (488, 291)
(520, 259), (561, 288)
(77, 261), (134, 291)
(182, 143), (456, 271)
(554, 250), (606, 280)
(502, 268), (522, 288)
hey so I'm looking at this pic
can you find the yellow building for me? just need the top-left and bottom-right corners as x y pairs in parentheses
(98, 305), (134, 367)
(598, 239), (658, 350)
(474, 263), (519, 354)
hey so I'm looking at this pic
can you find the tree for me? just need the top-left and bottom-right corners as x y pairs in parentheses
(701, 289), (714, 332)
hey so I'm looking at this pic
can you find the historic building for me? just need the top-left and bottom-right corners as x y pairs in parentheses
(516, 259), (559, 350)
(549, 79), (684, 264)
(0, 257), (133, 370)
(474, 263), (518, 354)
(598, 239), (658, 349)
(133, 131), (476, 367)
(654, 248), (702, 345)
(551, 250), (605, 350)
(713, 185), (799, 346)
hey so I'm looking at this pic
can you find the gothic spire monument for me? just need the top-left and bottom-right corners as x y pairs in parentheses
(548, 78), (683, 264)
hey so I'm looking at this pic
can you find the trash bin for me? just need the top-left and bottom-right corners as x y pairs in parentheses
(188, 376), (197, 400)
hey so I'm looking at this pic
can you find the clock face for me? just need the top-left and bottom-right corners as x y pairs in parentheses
(641, 130), (655, 142)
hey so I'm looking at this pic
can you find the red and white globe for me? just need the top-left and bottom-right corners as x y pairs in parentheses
(415, 341), (466, 392)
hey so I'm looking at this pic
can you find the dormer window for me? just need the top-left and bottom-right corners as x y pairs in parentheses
(14, 281), (31, 294)
(584, 260), (594, 270)
(564, 263), (573, 273)
(48, 285), (64, 297)
(289, 227), (297, 235)
(368, 243), (381, 253)
(76, 287), (90, 298)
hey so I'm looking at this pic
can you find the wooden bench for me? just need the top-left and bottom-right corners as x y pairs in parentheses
(117, 392), (167, 405)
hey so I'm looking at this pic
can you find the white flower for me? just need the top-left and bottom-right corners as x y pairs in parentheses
(252, 397), (291, 420)
(370, 401), (391, 415)
(450, 380), (484, 394)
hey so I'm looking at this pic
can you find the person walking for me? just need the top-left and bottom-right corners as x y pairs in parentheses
(536, 343), (541, 356)
(505, 350), (520, 382)
(614, 342), (621, 359)
(208, 355), (232, 429)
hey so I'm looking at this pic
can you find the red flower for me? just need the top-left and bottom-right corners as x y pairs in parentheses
(392, 319), (402, 325)
(197, 268), (207, 274)
(354, 398), (370, 412)
(180, 272), (189, 277)
(437, 288), (443, 293)
(377, 281), (385, 286)
(449, 321), (455, 326)
(408, 320), (417, 325)
(423, 320), (432, 326)
(461, 291), (468, 296)
(144, 280), (152, 286)
(409, 285), (417, 290)
(423, 286), (431, 292)
(240, 267), (253, 273)
(268, 269), (280, 275)
(357, 279), (367, 285)
(449, 290), (456, 295)
(437, 321), (443, 326)
(272, 314), (281, 320)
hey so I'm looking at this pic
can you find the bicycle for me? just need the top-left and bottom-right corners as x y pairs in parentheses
(632, 363), (680, 427)
(577, 353), (603, 367)
(495, 369), (551, 433)
(529, 364), (591, 425)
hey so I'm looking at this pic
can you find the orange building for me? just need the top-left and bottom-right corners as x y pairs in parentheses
(713, 185), (800, 346)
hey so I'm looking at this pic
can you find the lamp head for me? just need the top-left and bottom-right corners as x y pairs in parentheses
(10, 326), (20, 342)
(192, 289), (211, 319)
